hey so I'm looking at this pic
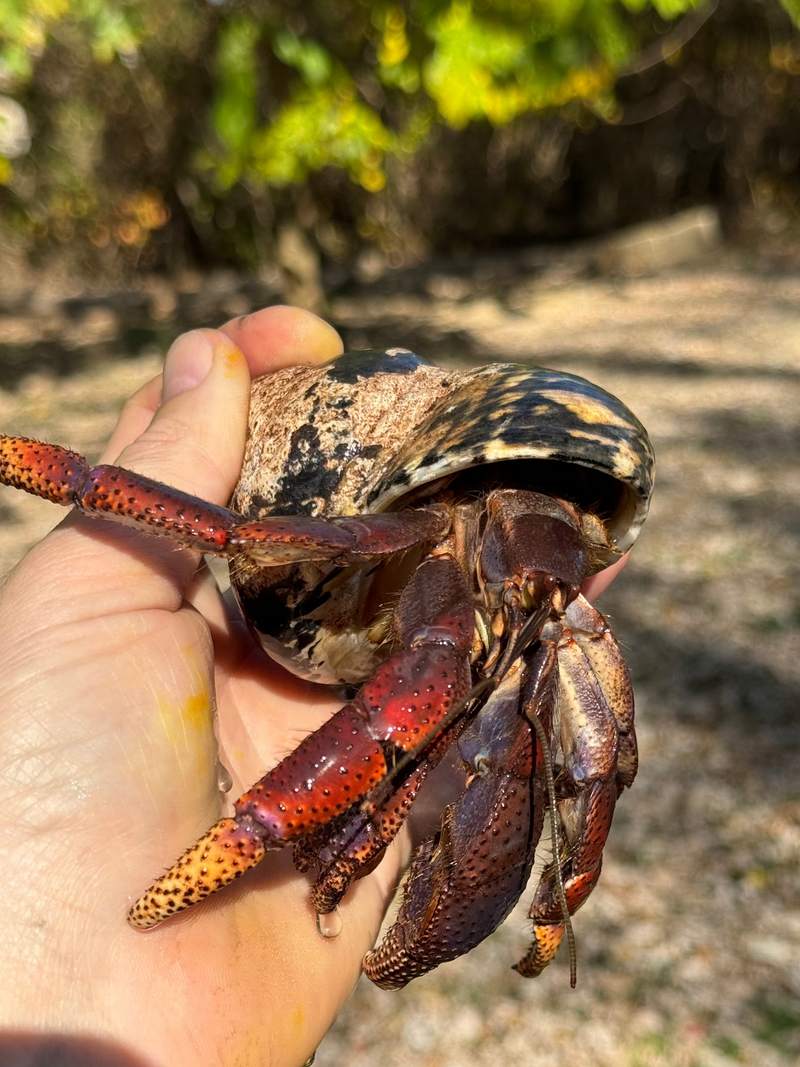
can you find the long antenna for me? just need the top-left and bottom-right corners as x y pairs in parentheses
(526, 703), (578, 988)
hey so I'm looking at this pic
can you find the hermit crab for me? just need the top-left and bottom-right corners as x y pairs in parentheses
(0, 347), (653, 989)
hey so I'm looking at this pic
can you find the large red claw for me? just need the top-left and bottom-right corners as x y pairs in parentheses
(128, 818), (266, 929)
(129, 553), (477, 931)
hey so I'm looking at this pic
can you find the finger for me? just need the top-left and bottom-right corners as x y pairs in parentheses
(582, 550), (630, 602)
(111, 329), (250, 505)
(219, 304), (343, 377)
(100, 373), (162, 465)
(4, 330), (253, 630)
(103, 305), (342, 470)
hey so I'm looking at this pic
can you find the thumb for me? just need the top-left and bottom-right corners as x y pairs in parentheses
(110, 328), (251, 508)
(7, 329), (253, 627)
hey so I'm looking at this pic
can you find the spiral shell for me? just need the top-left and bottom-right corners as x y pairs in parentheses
(233, 348), (654, 560)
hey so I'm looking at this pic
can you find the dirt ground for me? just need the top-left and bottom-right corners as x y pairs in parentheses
(1, 245), (799, 1067)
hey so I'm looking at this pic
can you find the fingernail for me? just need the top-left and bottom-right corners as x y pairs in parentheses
(161, 330), (216, 402)
(293, 310), (345, 362)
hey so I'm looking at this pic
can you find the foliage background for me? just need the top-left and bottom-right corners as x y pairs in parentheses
(0, 0), (799, 282)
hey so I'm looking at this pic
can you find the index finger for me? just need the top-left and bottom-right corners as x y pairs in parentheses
(219, 304), (343, 378)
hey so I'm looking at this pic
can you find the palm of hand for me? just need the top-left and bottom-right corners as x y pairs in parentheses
(0, 308), (400, 1067)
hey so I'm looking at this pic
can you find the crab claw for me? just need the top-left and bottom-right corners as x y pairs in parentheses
(128, 817), (266, 929)
(129, 553), (476, 931)
(363, 659), (543, 989)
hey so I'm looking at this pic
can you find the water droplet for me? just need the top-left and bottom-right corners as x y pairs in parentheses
(316, 908), (342, 939)
(217, 759), (233, 794)
(303, 1053), (316, 1067)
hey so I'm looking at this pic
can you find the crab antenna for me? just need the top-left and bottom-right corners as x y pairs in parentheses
(525, 705), (578, 988)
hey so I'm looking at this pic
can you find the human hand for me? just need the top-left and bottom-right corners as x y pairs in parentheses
(0, 306), (406, 1067)
(0, 309), (630, 1067)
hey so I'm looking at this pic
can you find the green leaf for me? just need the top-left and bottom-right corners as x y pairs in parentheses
(250, 81), (395, 190)
(273, 31), (333, 87)
(778, 0), (800, 28)
(209, 15), (260, 188)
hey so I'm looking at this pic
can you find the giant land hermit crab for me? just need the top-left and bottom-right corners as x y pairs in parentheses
(0, 347), (654, 989)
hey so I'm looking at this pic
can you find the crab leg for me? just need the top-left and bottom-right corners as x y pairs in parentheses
(0, 436), (240, 548)
(515, 780), (617, 977)
(563, 595), (637, 789)
(514, 598), (636, 977)
(0, 436), (449, 562)
(363, 646), (554, 989)
(128, 553), (475, 929)
(287, 550), (482, 915)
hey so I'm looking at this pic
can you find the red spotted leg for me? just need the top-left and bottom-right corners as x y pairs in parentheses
(0, 435), (449, 563)
(514, 596), (636, 977)
(294, 553), (478, 915)
(128, 550), (475, 929)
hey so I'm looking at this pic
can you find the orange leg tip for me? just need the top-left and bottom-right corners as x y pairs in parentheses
(513, 923), (565, 978)
(127, 817), (266, 930)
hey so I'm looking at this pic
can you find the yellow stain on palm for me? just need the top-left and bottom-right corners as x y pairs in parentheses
(154, 644), (217, 782)
(292, 1003), (306, 1030)
(182, 691), (213, 731)
(155, 687), (216, 793)
(156, 688), (213, 747)
(182, 644), (214, 731)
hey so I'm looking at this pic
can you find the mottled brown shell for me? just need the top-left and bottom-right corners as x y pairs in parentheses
(232, 348), (654, 560)
(228, 348), (654, 685)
